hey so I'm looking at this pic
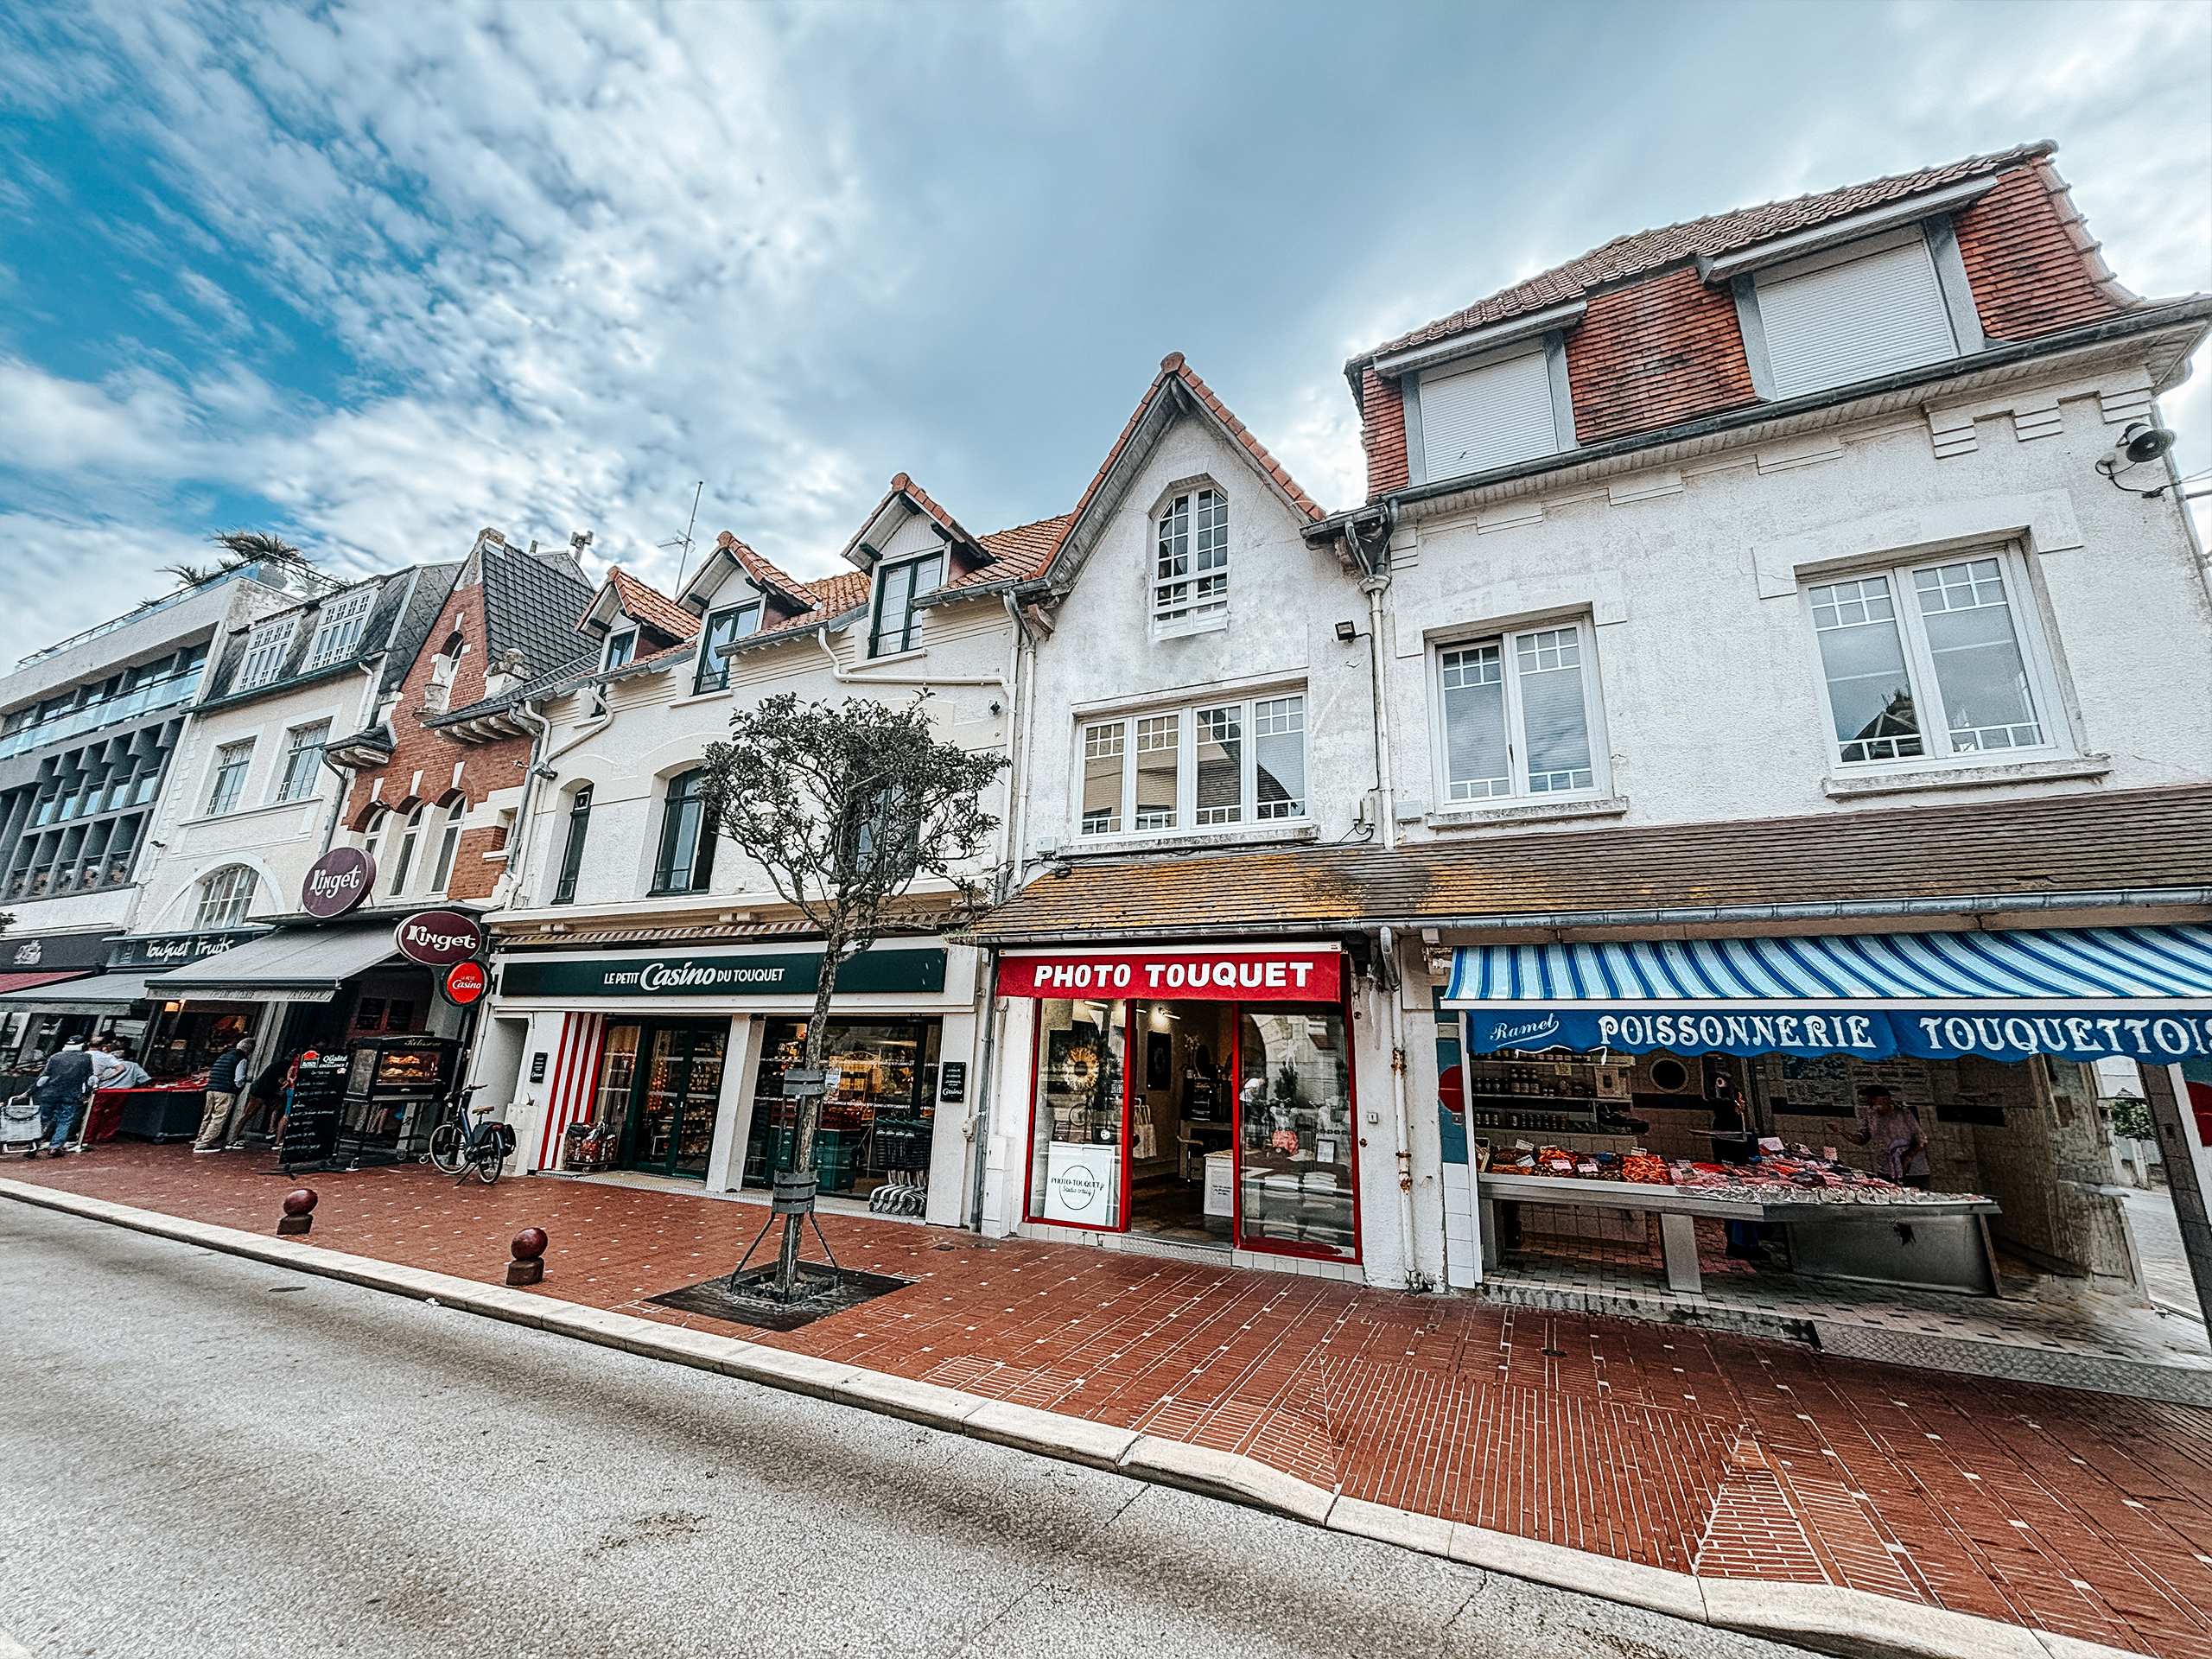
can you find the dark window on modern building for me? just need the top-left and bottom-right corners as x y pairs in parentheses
(651, 769), (716, 893)
(553, 785), (593, 904)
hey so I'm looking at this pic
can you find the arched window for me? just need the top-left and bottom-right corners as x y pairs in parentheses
(385, 804), (426, 896)
(194, 866), (257, 930)
(361, 809), (389, 871)
(1153, 487), (1229, 631)
(427, 798), (466, 893)
(553, 785), (593, 906)
(651, 769), (716, 894)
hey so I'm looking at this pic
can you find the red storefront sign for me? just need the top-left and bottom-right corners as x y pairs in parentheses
(997, 946), (1340, 1002)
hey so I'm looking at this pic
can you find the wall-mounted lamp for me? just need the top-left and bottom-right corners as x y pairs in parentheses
(2095, 421), (2179, 497)
(1334, 620), (1358, 643)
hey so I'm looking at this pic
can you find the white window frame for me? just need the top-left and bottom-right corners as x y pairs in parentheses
(205, 741), (256, 816)
(870, 553), (943, 659)
(272, 721), (330, 803)
(1150, 486), (1230, 639)
(426, 798), (466, 894)
(303, 588), (378, 670)
(234, 615), (297, 690)
(194, 865), (257, 930)
(1073, 690), (1309, 842)
(695, 600), (762, 693)
(1405, 334), (1577, 486)
(1800, 543), (2066, 774)
(1427, 617), (1611, 806)
(385, 804), (427, 896)
(603, 629), (637, 671)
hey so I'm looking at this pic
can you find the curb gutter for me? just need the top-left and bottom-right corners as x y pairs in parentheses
(0, 1179), (2145, 1659)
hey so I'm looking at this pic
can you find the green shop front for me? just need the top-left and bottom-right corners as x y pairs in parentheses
(480, 933), (982, 1223)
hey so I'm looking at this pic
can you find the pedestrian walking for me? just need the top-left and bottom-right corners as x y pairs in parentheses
(28, 1036), (96, 1159)
(192, 1035), (257, 1154)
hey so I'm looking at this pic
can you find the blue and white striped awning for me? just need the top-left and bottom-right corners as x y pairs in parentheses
(1442, 925), (2212, 1064)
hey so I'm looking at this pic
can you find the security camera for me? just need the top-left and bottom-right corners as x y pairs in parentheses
(2099, 421), (2177, 475)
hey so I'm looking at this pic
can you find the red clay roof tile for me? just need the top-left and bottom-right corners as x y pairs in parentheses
(599, 567), (698, 641)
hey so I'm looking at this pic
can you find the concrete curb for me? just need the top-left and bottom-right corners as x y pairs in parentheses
(0, 1179), (2146, 1659)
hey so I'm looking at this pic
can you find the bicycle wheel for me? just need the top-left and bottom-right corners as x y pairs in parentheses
(428, 1120), (464, 1173)
(471, 1136), (504, 1185)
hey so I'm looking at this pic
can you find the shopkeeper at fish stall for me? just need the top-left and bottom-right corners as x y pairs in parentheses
(1828, 1085), (1931, 1191)
(1704, 1076), (1770, 1262)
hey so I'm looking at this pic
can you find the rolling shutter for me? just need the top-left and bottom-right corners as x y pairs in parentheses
(1420, 344), (1559, 481)
(1755, 229), (1958, 400)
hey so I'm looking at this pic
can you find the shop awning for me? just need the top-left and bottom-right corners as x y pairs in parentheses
(0, 969), (165, 1014)
(146, 922), (401, 1005)
(1441, 925), (2212, 1065)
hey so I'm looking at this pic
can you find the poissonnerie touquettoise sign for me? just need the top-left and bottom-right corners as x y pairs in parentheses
(498, 948), (946, 1000)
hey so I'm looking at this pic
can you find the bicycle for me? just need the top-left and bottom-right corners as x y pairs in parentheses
(426, 1084), (515, 1185)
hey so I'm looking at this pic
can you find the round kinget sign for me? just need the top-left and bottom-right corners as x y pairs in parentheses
(395, 909), (486, 968)
(301, 848), (375, 918)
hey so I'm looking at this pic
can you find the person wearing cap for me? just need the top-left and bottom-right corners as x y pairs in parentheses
(193, 1035), (257, 1153)
(1831, 1085), (1931, 1189)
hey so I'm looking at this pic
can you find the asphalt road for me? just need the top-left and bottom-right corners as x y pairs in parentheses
(0, 1203), (1809, 1659)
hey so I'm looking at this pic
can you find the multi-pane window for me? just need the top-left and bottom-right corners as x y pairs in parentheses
(235, 616), (297, 690)
(1438, 623), (1602, 802)
(194, 866), (257, 929)
(427, 798), (466, 893)
(1153, 489), (1229, 631)
(695, 601), (762, 693)
(274, 723), (329, 802)
(552, 785), (592, 904)
(304, 588), (377, 670)
(870, 555), (943, 658)
(385, 804), (426, 895)
(603, 630), (636, 671)
(1808, 551), (2048, 766)
(206, 741), (255, 815)
(361, 810), (388, 871)
(1077, 694), (1306, 838)
(652, 768), (717, 893)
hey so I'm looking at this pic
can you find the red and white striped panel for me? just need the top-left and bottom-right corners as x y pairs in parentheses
(533, 1011), (607, 1170)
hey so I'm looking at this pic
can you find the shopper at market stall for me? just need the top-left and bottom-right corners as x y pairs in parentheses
(29, 1036), (95, 1158)
(191, 1035), (256, 1154)
(1705, 1076), (1768, 1261)
(1831, 1086), (1931, 1190)
(99, 1040), (151, 1091)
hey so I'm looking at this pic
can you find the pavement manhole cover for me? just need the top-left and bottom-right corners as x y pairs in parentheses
(646, 1264), (915, 1332)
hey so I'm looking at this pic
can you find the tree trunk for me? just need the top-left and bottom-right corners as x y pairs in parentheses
(775, 924), (846, 1300)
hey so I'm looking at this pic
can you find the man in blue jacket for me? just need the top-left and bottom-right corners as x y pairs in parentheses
(29, 1037), (96, 1159)
(192, 1035), (257, 1154)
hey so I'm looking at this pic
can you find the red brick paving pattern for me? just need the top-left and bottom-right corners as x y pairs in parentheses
(11, 1146), (2212, 1658)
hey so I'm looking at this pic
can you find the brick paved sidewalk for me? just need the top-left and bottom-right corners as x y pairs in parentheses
(10, 1143), (2211, 1659)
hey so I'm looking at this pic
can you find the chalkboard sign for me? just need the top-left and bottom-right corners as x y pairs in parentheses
(279, 1058), (352, 1168)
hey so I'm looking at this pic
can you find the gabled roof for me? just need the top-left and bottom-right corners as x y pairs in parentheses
(677, 532), (816, 616)
(480, 541), (595, 684)
(1027, 353), (1326, 595)
(579, 567), (697, 643)
(835, 473), (996, 573)
(1350, 143), (2065, 376)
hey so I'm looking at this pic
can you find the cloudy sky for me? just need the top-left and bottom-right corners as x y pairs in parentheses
(3, 0), (2208, 657)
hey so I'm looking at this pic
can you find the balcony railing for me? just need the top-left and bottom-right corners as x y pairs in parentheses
(0, 669), (200, 761)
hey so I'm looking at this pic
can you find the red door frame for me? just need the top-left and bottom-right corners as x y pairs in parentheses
(1016, 982), (1362, 1265)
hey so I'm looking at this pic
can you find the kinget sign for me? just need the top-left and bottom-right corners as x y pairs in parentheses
(300, 848), (375, 918)
(996, 946), (1342, 1003)
(395, 910), (486, 968)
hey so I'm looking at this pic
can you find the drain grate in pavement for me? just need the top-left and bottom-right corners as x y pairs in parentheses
(645, 1263), (914, 1332)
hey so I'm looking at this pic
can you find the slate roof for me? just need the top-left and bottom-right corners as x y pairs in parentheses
(960, 785), (2212, 943)
(480, 541), (595, 683)
(1350, 143), (2059, 373)
(199, 563), (462, 710)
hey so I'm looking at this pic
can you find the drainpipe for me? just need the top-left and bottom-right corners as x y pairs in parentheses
(500, 700), (552, 905)
(1376, 924), (1421, 1288)
(1344, 505), (1400, 849)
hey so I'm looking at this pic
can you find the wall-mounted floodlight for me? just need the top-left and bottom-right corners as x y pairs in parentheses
(1335, 620), (1358, 643)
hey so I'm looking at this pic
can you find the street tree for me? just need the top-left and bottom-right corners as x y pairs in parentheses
(696, 690), (1007, 1298)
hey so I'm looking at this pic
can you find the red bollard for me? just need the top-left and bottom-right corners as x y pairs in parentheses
(278, 1187), (317, 1236)
(507, 1226), (548, 1286)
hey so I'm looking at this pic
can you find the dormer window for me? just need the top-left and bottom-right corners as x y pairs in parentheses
(695, 601), (762, 694)
(305, 587), (377, 670)
(235, 615), (297, 690)
(603, 629), (637, 671)
(1746, 227), (1963, 400)
(870, 554), (942, 658)
(1152, 489), (1229, 637)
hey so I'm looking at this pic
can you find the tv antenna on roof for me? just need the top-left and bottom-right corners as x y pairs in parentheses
(659, 481), (705, 595)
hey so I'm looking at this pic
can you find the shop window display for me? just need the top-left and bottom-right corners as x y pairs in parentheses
(1235, 1008), (1356, 1254)
(745, 1018), (941, 1198)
